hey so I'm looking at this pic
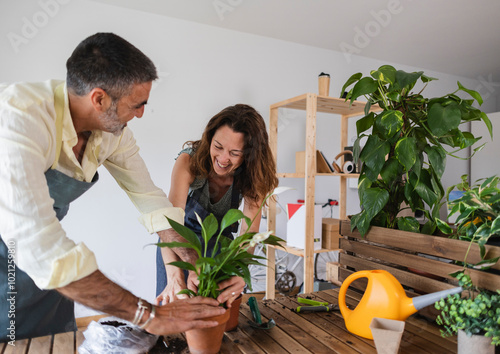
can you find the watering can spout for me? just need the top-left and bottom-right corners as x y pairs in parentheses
(412, 286), (463, 310)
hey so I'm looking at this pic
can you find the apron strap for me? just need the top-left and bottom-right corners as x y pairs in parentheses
(51, 83), (65, 170)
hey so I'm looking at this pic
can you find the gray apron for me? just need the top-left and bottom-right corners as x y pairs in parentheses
(0, 83), (99, 341)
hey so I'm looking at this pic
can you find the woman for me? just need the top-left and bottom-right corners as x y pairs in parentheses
(156, 104), (278, 306)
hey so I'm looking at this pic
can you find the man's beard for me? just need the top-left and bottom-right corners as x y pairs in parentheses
(99, 101), (126, 136)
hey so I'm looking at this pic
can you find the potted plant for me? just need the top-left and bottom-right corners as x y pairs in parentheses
(433, 176), (500, 353)
(340, 65), (492, 236)
(434, 271), (500, 353)
(160, 187), (287, 354)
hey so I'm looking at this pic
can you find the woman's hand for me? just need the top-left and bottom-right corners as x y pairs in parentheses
(156, 273), (190, 305)
(216, 276), (245, 307)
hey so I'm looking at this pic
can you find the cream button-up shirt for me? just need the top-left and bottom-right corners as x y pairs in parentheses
(0, 80), (184, 289)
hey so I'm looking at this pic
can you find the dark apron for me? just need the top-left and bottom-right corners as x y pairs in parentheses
(156, 181), (240, 296)
(0, 169), (99, 341)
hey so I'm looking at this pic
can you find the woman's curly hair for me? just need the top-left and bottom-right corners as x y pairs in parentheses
(185, 104), (278, 206)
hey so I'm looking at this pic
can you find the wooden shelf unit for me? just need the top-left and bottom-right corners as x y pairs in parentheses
(265, 93), (381, 299)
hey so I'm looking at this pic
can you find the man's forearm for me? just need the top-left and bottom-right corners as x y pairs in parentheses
(57, 270), (138, 322)
(158, 228), (198, 265)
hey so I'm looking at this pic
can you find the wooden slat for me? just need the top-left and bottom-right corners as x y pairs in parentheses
(338, 253), (454, 294)
(51, 332), (73, 354)
(340, 220), (500, 270)
(277, 295), (376, 353)
(27, 335), (52, 354)
(3, 338), (29, 354)
(256, 298), (335, 353)
(74, 331), (84, 353)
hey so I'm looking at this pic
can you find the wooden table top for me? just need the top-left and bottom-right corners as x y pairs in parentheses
(1, 288), (457, 353)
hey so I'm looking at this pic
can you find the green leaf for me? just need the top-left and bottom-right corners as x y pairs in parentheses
(380, 157), (401, 185)
(397, 217), (421, 233)
(220, 209), (245, 234)
(361, 187), (390, 222)
(395, 70), (423, 90)
(428, 102), (461, 137)
(374, 110), (403, 139)
(425, 145), (446, 179)
(168, 261), (197, 272)
(340, 72), (362, 98)
(360, 135), (390, 182)
(166, 217), (202, 255)
(201, 213), (218, 244)
(480, 112), (493, 139)
(356, 113), (375, 135)
(395, 137), (417, 171)
(411, 170), (439, 207)
(457, 81), (483, 105)
(370, 65), (396, 84)
(177, 289), (197, 297)
(196, 257), (216, 268)
(351, 77), (378, 101)
(436, 218), (453, 234)
(156, 241), (198, 250)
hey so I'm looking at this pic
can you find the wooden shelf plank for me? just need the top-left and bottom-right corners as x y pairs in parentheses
(270, 93), (381, 116)
(268, 243), (340, 258)
(278, 172), (360, 178)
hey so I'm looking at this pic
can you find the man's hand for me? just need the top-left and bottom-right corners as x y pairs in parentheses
(148, 297), (226, 335)
(57, 270), (225, 334)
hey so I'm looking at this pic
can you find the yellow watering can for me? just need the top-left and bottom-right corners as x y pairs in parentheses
(338, 270), (462, 339)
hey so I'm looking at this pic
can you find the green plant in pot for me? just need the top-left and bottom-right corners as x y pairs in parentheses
(434, 270), (500, 350)
(158, 187), (287, 353)
(340, 65), (492, 236)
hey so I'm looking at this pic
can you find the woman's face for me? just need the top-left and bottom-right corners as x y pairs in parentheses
(210, 125), (245, 177)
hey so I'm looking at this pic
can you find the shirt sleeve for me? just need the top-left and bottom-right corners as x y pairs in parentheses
(0, 83), (98, 290)
(102, 128), (185, 233)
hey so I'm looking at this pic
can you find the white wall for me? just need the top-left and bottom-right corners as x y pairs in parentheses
(1, 0), (496, 317)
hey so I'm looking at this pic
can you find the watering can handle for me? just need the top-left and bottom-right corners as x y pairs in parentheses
(338, 270), (371, 316)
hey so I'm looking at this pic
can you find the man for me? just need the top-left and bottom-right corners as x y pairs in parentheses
(0, 32), (225, 341)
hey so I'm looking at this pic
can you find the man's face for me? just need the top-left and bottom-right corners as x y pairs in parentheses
(99, 81), (152, 136)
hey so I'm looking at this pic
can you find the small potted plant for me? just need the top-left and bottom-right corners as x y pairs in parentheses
(435, 271), (500, 353)
(160, 187), (287, 353)
(340, 65), (492, 236)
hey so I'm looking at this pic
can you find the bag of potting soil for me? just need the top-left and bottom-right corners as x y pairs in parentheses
(78, 316), (158, 354)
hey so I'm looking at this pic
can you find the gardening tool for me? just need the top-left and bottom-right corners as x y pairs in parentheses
(338, 269), (463, 339)
(247, 296), (275, 329)
(295, 297), (338, 313)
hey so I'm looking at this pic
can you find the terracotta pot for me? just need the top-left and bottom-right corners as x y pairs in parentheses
(185, 308), (230, 354)
(224, 294), (242, 332)
(457, 329), (494, 354)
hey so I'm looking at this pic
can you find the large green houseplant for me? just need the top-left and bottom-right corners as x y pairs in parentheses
(341, 65), (492, 236)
